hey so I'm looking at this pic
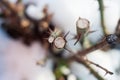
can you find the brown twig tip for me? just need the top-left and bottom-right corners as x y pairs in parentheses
(86, 59), (114, 75)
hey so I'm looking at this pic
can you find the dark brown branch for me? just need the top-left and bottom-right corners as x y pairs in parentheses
(76, 38), (108, 56)
(74, 34), (119, 56)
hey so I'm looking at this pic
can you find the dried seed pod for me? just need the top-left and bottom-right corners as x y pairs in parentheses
(76, 17), (90, 29)
(54, 37), (66, 49)
(21, 19), (30, 28)
(74, 17), (90, 45)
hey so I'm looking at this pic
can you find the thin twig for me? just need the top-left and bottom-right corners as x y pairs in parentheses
(86, 59), (113, 75)
(74, 56), (105, 80)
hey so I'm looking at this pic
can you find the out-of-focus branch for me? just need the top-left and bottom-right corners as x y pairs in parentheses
(73, 33), (119, 56)
(97, 0), (108, 35)
(0, 0), (17, 15)
(76, 38), (108, 56)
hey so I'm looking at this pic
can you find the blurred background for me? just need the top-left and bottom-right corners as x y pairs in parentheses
(0, 0), (120, 80)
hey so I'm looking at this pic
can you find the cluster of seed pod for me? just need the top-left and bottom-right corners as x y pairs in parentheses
(0, 0), (54, 45)
(47, 27), (71, 56)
